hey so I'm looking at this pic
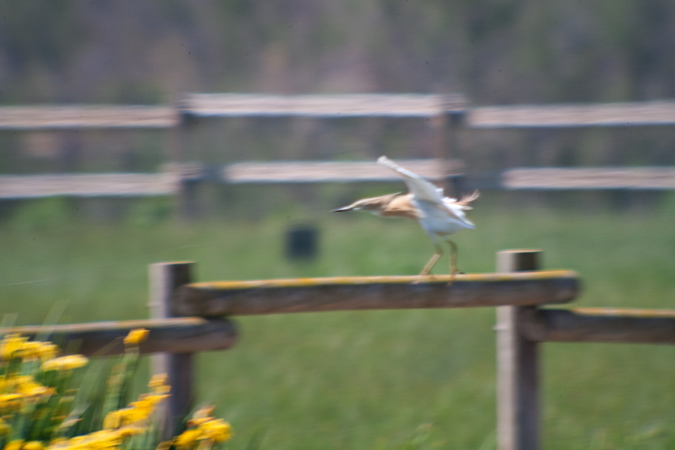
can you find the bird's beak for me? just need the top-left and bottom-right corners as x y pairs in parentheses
(331, 205), (354, 212)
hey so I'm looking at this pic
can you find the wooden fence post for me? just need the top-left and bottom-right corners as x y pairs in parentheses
(174, 102), (201, 221)
(434, 94), (467, 197)
(496, 250), (541, 450)
(149, 262), (195, 437)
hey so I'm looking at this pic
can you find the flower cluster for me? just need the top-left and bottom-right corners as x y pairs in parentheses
(1, 334), (73, 446)
(172, 407), (233, 450)
(1, 334), (87, 450)
(0, 335), (57, 362)
(47, 375), (171, 450)
(0, 330), (232, 450)
(103, 374), (170, 431)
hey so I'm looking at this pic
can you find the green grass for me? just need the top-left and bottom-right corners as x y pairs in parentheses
(1, 195), (675, 449)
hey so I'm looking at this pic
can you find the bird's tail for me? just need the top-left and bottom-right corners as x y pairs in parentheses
(456, 190), (480, 209)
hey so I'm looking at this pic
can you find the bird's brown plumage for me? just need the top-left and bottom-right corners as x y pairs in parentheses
(332, 156), (479, 282)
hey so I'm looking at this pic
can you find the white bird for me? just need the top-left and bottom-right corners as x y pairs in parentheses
(332, 156), (478, 282)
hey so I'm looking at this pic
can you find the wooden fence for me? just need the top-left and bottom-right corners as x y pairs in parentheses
(3, 249), (675, 449)
(3, 96), (675, 128)
(2, 163), (674, 200)
(1, 95), (675, 203)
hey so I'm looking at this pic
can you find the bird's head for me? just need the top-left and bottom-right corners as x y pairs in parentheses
(331, 193), (401, 216)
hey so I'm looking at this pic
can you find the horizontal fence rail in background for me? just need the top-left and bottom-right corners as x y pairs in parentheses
(181, 94), (675, 126)
(0, 105), (175, 130)
(181, 93), (443, 118)
(222, 159), (464, 183)
(3, 96), (675, 130)
(2, 95), (675, 200)
(0, 173), (179, 198)
(469, 101), (675, 128)
(500, 167), (675, 190)
(2, 164), (673, 199)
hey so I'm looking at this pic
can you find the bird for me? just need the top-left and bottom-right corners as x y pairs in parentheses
(332, 156), (478, 283)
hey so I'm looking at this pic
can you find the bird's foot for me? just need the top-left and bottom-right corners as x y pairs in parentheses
(447, 270), (465, 286)
(412, 274), (436, 284)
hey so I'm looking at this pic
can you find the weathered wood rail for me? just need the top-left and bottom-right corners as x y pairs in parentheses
(173, 271), (578, 316)
(2, 164), (674, 199)
(3, 250), (675, 450)
(3, 95), (675, 203)
(180, 94), (675, 126)
(3, 96), (675, 129)
(0, 159), (463, 199)
(0, 173), (179, 198)
(0, 105), (175, 130)
(523, 307), (675, 344)
(0, 317), (236, 356)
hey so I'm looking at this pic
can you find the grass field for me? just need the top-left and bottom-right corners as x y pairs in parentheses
(1, 193), (674, 449)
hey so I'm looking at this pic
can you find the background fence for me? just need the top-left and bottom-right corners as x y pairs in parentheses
(1, 95), (675, 214)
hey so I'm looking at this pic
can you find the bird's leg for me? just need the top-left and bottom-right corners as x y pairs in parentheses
(414, 244), (443, 283)
(449, 240), (459, 275)
(447, 240), (460, 286)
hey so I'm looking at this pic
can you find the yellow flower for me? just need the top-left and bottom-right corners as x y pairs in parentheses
(41, 355), (88, 372)
(0, 334), (28, 360)
(50, 429), (122, 450)
(23, 441), (45, 450)
(129, 394), (164, 421)
(123, 329), (149, 346)
(199, 419), (233, 443)
(173, 429), (200, 450)
(4, 440), (24, 450)
(0, 335), (59, 362)
(116, 425), (145, 438)
(104, 392), (168, 431)
(37, 343), (59, 362)
(18, 341), (44, 360)
(0, 393), (22, 411)
(103, 409), (124, 430)
(104, 406), (143, 429)
(14, 376), (54, 399)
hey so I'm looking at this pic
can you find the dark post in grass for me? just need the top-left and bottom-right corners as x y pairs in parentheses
(149, 262), (195, 438)
(496, 250), (541, 450)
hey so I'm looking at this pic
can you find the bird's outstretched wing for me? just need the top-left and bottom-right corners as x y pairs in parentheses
(377, 156), (445, 205)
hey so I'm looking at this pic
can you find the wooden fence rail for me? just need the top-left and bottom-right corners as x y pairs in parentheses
(174, 271), (578, 316)
(2, 164), (674, 200)
(0, 317), (237, 356)
(3, 95), (675, 203)
(0, 105), (175, 130)
(3, 96), (675, 129)
(3, 250), (675, 449)
(179, 94), (675, 127)
(0, 173), (179, 199)
(523, 308), (675, 344)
